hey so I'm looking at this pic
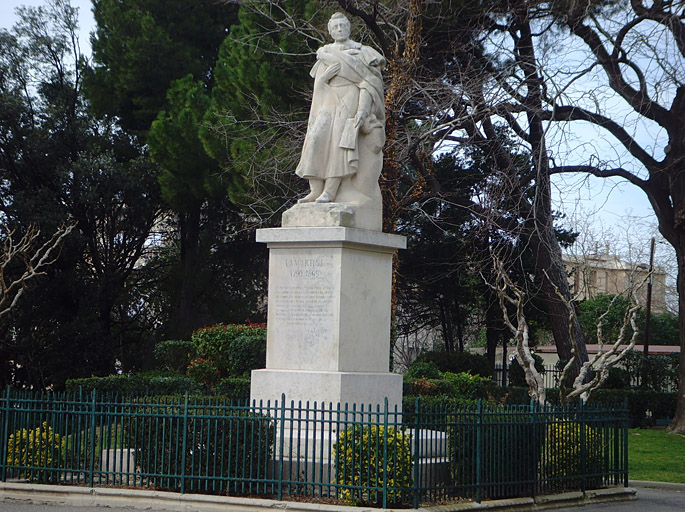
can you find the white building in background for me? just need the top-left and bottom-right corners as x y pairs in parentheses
(562, 252), (667, 313)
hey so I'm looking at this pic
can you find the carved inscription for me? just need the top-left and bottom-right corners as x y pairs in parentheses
(271, 255), (335, 344)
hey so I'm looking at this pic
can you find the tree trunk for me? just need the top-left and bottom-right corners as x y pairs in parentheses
(529, 224), (590, 375)
(668, 235), (685, 433)
(512, 8), (589, 379)
(172, 200), (202, 339)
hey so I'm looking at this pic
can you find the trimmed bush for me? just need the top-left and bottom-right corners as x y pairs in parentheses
(448, 408), (540, 499)
(405, 361), (442, 380)
(65, 374), (202, 395)
(403, 371), (498, 401)
(154, 340), (197, 372)
(192, 323), (266, 377)
(6, 421), (65, 481)
(214, 377), (251, 399)
(414, 351), (492, 378)
(126, 398), (274, 494)
(186, 358), (220, 388)
(508, 354), (546, 387)
(334, 425), (413, 506)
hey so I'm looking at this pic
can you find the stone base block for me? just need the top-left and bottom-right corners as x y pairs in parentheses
(250, 369), (403, 412)
(282, 201), (382, 231)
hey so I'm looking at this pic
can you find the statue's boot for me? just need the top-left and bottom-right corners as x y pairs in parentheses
(298, 179), (324, 203)
(315, 177), (341, 203)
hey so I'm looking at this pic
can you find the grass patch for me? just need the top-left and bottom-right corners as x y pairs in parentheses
(629, 428), (685, 483)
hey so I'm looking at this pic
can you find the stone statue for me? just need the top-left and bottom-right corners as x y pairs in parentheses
(295, 12), (386, 207)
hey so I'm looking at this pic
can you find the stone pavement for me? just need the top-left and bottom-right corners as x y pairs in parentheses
(0, 481), (641, 512)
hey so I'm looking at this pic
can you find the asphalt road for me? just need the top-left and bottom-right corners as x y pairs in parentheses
(1, 487), (684, 511)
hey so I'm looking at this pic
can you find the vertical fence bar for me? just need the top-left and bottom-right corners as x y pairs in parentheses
(476, 399), (482, 503)
(277, 394), (285, 501)
(623, 399), (629, 487)
(382, 398), (389, 510)
(180, 392), (189, 494)
(412, 398), (420, 509)
(580, 400), (586, 494)
(88, 390), (97, 487)
(0, 387), (10, 482)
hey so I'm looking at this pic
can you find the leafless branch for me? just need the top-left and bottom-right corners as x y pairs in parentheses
(0, 222), (75, 317)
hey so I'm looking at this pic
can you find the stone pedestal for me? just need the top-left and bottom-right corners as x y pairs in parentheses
(251, 226), (405, 410)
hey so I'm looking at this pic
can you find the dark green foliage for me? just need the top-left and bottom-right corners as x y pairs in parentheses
(148, 75), (223, 211)
(126, 400), (273, 493)
(508, 354), (546, 387)
(200, 1), (315, 209)
(642, 311), (680, 346)
(0, 2), (163, 388)
(192, 324), (266, 377)
(87, 0), (238, 134)
(414, 351), (493, 378)
(448, 410), (540, 499)
(577, 294), (636, 345)
(154, 340), (197, 372)
(405, 361), (442, 380)
(65, 374), (201, 396)
(591, 389), (677, 428)
(577, 295), (679, 348)
(621, 352), (679, 393)
(395, 155), (487, 353)
(602, 367), (631, 390)
(214, 377), (251, 400)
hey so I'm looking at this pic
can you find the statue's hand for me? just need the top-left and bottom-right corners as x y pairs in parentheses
(317, 49), (337, 65)
(354, 110), (368, 129)
(322, 62), (341, 82)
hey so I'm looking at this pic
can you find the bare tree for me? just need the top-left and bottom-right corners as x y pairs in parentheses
(556, 286), (641, 404)
(470, 0), (685, 431)
(489, 249), (643, 405)
(488, 252), (547, 405)
(0, 222), (74, 317)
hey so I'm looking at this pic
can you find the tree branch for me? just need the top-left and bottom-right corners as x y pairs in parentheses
(540, 105), (660, 170)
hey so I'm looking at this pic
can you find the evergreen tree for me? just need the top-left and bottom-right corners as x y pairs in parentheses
(0, 0), (162, 388)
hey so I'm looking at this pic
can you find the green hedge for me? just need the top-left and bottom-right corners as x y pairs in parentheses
(124, 399), (273, 494)
(214, 377), (251, 399)
(403, 371), (499, 401)
(411, 351), (493, 378)
(65, 374), (202, 396)
(192, 324), (266, 377)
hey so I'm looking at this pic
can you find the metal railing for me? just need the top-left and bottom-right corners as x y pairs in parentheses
(0, 389), (628, 508)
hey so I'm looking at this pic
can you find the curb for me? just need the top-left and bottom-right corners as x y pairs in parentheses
(630, 480), (685, 492)
(0, 482), (636, 512)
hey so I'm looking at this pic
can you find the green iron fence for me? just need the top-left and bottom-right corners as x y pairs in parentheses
(0, 388), (628, 508)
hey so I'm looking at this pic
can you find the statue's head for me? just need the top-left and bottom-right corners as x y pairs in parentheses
(328, 12), (351, 42)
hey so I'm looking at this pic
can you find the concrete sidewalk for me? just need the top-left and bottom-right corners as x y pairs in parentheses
(0, 482), (637, 512)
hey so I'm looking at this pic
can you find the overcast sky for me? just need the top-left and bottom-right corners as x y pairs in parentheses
(0, 0), (662, 260)
(1, 0), (94, 53)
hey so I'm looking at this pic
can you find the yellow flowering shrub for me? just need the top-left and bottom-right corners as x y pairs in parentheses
(540, 421), (604, 490)
(6, 421), (65, 479)
(334, 424), (413, 506)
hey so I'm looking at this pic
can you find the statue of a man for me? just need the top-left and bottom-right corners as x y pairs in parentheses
(296, 12), (386, 204)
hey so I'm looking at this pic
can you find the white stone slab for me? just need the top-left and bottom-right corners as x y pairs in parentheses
(250, 369), (403, 413)
(256, 226), (406, 250)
